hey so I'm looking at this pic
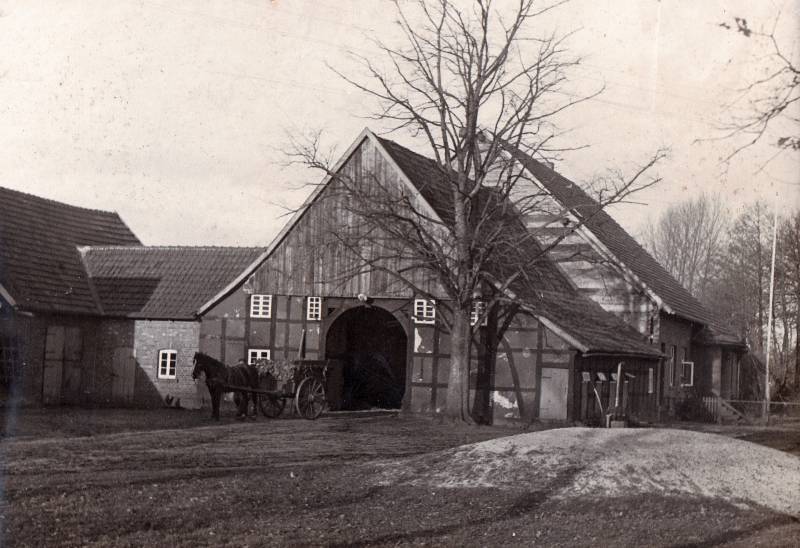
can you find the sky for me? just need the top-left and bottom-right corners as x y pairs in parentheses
(0, 0), (798, 246)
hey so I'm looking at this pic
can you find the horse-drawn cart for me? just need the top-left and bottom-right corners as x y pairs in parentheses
(192, 352), (336, 420)
(254, 359), (333, 420)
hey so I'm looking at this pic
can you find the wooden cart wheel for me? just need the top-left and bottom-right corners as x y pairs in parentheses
(257, 375), (286, 418)
(295, 377), (327, 420)
(258, 394), (286, 418)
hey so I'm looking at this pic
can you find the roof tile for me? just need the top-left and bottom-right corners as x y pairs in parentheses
(0, 186), (141, 314)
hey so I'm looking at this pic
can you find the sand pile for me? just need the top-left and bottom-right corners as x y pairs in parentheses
(380, 427), (800, 516)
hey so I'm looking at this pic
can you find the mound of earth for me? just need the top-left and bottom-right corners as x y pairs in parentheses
(379, 427), (800, 516)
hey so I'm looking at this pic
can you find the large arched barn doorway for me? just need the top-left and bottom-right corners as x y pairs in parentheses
(325, 306), (408, 410)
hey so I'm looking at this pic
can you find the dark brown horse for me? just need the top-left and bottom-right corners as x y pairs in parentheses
(191, 352), (259, 420)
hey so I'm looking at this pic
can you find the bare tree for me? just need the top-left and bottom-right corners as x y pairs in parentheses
(289, 0), (665, 422)
(705, 202), (772, 348)
(643, 193), (728, 302)
(778, 209), (800, 392)
(718, 15), (799, 159)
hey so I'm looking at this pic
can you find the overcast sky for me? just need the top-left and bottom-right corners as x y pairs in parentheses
(0, 0), (798, 246)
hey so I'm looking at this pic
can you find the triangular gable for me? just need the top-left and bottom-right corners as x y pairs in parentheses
(196, 128), (443, 316)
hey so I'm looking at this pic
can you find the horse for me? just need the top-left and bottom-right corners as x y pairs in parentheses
(191, 352), (259, 420)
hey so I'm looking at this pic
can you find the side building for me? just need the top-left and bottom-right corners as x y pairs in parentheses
(0, 187), (141, 406)
(0, 186), (264, 409)
(503, 146), (748, 415)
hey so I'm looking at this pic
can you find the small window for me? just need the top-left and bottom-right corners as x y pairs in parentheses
(681, 361), (694, 387)
(647, 367), (654, 394)
(158, 350), (177, 379)
(307, 296), (322, 321)
(413, 299), (436, 324)
(250, 294), (272, 318)
(470, 301), (487, 326)
(248, 348), (271, 365)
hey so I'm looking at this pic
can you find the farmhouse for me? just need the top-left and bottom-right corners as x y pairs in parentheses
(0, 128), (748, 423)
(193, 129), (667, 423)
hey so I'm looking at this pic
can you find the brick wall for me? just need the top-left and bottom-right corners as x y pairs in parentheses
(133, 320), (207, 409)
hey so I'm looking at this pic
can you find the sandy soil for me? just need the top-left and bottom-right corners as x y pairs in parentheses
(379, 427), (800, 517)
(1, 410), (799, 547)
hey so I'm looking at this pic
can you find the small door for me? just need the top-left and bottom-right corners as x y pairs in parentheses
(43, 326), (66, 404)
(112, 347), (136, 403)
(539, 367), (568, 420)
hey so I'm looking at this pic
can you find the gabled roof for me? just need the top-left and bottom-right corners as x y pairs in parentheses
(507, 149), (714, 325)
(377, 136), (658, 358)
(81, 246), (264, 320)
(0, 186), (141, 315)
(507, 149), (744, 346)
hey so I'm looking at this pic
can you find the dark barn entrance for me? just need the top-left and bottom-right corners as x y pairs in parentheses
(325, 305), (408, 410)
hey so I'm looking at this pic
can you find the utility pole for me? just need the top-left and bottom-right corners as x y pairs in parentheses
(763, 194), (779, 422)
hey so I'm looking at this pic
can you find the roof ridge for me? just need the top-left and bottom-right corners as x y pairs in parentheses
(82, 245), (266, 251)
(0, 185), (124, 217)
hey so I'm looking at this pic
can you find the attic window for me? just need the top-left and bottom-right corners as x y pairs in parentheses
(158, 350), (177, 380)
(413, 299), (436, 324)
(250, 294), (272, 318)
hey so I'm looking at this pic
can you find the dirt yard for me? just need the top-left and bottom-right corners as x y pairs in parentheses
(1, 408), (799, 547)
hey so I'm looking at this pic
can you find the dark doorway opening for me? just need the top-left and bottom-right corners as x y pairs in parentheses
(325, 306), (407, 410)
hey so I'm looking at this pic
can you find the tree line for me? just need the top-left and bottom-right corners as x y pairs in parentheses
(645, 196), (800, 398)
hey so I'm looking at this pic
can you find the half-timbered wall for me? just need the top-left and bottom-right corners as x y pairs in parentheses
(201, 290), (322, 363)
(408, 310), (574, 423)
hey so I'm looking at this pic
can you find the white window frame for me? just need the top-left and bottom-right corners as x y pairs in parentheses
(306, 296), (322, 321)
(157, 349), (177, 380)
(681, 361), (695, 387)
(413, 299), (436, 324)
(248, 348), (271, 365)
(250, 294), (272, 318)
(470, 301), (487, 326)
(647, 367), (654, 394)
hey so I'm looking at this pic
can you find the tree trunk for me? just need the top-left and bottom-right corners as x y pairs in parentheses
(795, 306), (800, 391)
(473, 320), (495, 425)
(444, 308), (473, 423)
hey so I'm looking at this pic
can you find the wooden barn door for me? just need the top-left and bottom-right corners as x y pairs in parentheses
(539, 367), (568, 420)
(42, 326), (65, 404)
(111, 347), (135, 404)
(60, 327), (83, 403)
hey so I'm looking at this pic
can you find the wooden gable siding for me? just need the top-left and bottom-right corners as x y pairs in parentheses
(520, 194), (657, 337)
(250, 138), (443, 299)
(480, 156), (657, 337)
